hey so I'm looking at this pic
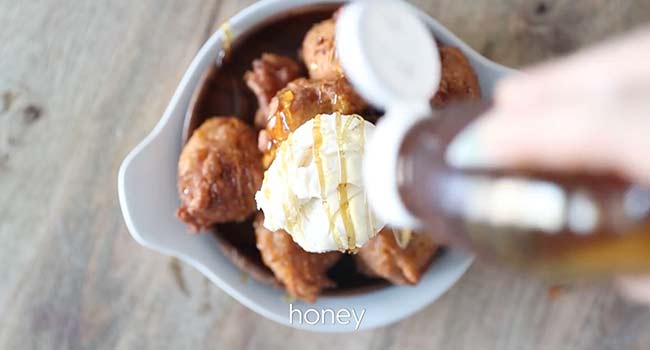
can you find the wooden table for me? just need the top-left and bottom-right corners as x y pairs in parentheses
(2, 0), (650, 349)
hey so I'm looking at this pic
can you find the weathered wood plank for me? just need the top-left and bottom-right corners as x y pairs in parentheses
(2, 0), (650, 349)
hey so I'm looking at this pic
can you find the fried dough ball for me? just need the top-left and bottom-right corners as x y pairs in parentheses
(244, 53), (302, 129)
(432, 46), (482, 107)
(302, 18), (344, 81)
(177, 117), (263, 231)
(260, 77), (367, 166)
(355, 228), (438, 285)
(254, 213), (341, 302)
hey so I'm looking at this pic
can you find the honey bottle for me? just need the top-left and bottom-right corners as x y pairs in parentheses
(337, 0), (650, 279)
(394, 103), (650, 279)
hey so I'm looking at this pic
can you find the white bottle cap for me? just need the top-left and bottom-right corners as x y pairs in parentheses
(336, 0), (440, 108)
(336, 0), (440, 228)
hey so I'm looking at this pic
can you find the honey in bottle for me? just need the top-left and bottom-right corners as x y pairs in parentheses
(396, 103), (650, 280)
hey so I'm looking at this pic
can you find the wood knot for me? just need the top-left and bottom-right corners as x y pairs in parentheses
(0, 153), (9, 172)
(534, 2), (548, 16)
(2, 91), (15, 113)
(23, 105), (42, 124)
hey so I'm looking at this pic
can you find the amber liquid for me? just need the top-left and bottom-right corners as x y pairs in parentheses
(312, 113), (366, 251)
(398, 103), (650, 280)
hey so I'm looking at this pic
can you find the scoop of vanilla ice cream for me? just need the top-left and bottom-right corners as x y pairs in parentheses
(255, 113), (384, 252)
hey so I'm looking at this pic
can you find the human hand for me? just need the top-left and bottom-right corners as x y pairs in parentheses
(469, 26), (650, 303)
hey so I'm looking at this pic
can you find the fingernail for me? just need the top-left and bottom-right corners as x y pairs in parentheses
(616, 276), (650, 305)
(445, 113), (498, 169)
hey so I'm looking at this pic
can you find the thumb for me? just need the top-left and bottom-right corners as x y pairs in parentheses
(448, 104), (650, 185)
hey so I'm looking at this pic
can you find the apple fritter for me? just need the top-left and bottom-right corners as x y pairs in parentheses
(432, 46), (482, 107)
(301, 18), (344, 81)
(355, 228), (438, 285)
(177, 117), (263, 231)
(254, 213), (341, 303)
(244, 53), (303, 129)
(260, 77), (367, 166)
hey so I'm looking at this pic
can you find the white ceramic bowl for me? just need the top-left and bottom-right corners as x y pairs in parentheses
(118, 0), (513, 332)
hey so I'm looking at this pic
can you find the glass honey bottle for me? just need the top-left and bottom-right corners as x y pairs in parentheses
(394, 103), (650, 280)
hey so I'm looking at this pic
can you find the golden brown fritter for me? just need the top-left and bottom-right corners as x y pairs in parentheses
(355, 228), (438, 285)
(260, 77), (367, 166)
(301, 18), (344, 81)
(254, 213), (341, 303)
(177, 117), (263, 231)
(244, 53), (303, 129)
(432, 46), (482, 107)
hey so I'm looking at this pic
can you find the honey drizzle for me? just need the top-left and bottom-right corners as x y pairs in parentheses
(359, 118), (375, 236)
(392, 228), (413, 249)
(289, 137), (306, 240)
(278, 136), (304, 240)
(278, 90), (294, 134)
(218, 22), (233, 62)
(264, 90), (295, 169)
(279, 139), (294, 233)
(313, 115), (343, 250)
(336, 113), (357, 249)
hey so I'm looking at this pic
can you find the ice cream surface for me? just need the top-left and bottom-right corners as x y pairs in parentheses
(256, 113), (384, 252)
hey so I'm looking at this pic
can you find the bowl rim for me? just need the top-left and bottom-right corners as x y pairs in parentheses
(118, 0), (514, 332)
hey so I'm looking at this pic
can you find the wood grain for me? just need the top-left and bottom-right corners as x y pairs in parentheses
(2, 0), (650, 349)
